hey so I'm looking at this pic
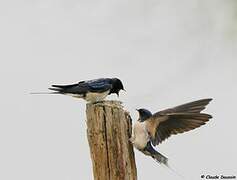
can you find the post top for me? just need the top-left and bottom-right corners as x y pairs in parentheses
(86, 100), (123, 109)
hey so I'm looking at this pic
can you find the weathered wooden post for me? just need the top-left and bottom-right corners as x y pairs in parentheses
(86, 100), (137, 180)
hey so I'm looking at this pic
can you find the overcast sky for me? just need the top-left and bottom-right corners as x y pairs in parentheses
(0, 0), (237, 180)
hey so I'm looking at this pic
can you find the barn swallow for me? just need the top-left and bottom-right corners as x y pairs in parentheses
(35, 78), (125, 103)
(130, 98), (212, 166)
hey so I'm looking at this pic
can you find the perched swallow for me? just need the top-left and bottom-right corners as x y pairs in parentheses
(130, 98), (213, 166)
(47, 78), (125, 103)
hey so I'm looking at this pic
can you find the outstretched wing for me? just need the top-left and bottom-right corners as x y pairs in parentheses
(49, 78), (112, 94)
(158, 98), (213, 114)
(145, 98), (212, 146)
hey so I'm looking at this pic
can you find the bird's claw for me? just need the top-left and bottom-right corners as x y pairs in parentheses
(90, 101), (122, 109)
(129, 137), (134, 144)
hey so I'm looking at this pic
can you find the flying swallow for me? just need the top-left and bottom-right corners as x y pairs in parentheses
(130, 98), (212, 166)
(33, 78), (125, 103)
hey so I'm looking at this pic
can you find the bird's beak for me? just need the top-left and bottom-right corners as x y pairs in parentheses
(123, 89), (126, 92)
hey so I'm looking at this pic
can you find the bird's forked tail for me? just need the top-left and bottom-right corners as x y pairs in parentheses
(143, 141), (168, 166)
(152, 149), (168, 166)
(143, 141), (186, 179)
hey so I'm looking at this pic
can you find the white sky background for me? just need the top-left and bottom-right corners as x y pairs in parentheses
(0, 0), (237, 179)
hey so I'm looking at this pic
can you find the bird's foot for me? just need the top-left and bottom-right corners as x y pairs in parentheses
(90, 101), (122, 109)
(91, 100), (105, 105)
(129, 137), (134, 144)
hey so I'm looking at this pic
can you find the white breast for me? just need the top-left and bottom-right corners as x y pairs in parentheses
(131, 121), (149, 150)
(85, 90), (110, 103)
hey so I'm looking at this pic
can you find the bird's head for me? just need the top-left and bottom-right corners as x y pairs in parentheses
(110, 78), (125, 96)
(136, 108), (152, 122)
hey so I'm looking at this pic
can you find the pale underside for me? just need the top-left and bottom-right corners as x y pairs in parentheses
(66, 90), (110, 103)
(130, 121), (149, 150)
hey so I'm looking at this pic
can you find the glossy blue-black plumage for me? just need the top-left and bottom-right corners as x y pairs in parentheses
(137, 108), (153, 122)
(49, 78), (124, 96)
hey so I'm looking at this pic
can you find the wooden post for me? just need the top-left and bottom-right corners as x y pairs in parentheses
(86, 100), (137, 180)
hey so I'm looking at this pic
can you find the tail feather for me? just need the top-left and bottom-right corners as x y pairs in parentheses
(48, 87), (63, 92)
(52, 83), (78, 89)
(152, 150), (168, 166)
(144, 141), (168, 166)
(49, 83), (79, 94)
(30, 92), (60, 94)
(142, 142), (186, 179)
(145, 143), (186, 179)
(31, 84), (79, 95)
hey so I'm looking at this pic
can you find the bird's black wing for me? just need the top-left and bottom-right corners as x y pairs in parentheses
(49, 82), (88, 94)
(145, 99), (213, 146)
(86, 78), (112, 93)
(49, 78), (112, 94)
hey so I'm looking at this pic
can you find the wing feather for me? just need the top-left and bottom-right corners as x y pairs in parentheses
(145, 99), (213, 146)
(158, 98), (212, 115)
(49, 78), (112, 94)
